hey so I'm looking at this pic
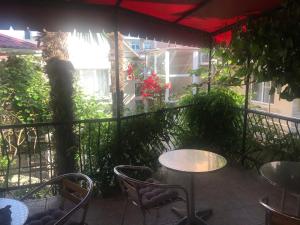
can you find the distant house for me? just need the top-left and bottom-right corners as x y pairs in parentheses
(250, 81), (300, 118)
(0, 29), (211, 114)
(67, 32), (112, 102)
(123, 36), (209, 104)
(67, 32), (144, 105)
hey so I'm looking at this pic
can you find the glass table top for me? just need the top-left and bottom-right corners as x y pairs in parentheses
(0, 198), (28, 225)
(260, 161), (300, 194)
(159, 149), (227, 173)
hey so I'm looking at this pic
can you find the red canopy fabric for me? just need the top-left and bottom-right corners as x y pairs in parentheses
(0, 0), (282, 47)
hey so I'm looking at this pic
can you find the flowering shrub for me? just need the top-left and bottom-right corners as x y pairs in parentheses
(127, 63), (134, 80)
(126, 62), (144, 80)
(140, 72), (163, 97)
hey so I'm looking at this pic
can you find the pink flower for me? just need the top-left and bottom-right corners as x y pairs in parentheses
(164, 82), (172, 89)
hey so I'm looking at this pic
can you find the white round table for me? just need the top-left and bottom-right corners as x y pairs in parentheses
(159, 149), (227, 225)
(0, 198), (28, 225)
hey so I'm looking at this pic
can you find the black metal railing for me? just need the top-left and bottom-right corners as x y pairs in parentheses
(242, 109), (300, 168)
(0, 105), (300, 193)
(0, 118), (117, 193)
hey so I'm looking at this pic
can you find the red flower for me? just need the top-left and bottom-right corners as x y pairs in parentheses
(127, 63), (133, 75)
(140, 72), (164, 97)
(142, 92), (151, 97)
(127, 63), (134, 80)
(242, 25), (247, 33)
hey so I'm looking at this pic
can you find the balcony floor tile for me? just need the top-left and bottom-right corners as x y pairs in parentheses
(85, 165), (296, 225)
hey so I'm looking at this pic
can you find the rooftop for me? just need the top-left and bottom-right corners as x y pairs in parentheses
(0, 33), (37, 50)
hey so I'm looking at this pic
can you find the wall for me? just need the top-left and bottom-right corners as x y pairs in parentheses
(250, 89), (294, 117)
(170, 76), (192, 99)
(291, 99), (300, 118)
(237, 84), (295, 117)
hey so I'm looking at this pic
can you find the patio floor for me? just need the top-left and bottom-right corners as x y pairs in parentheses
(85, 165), (298, 225)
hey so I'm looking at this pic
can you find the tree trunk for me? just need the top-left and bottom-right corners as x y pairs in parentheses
(46, 58), (77, 174)
(108, 32), (125, 117)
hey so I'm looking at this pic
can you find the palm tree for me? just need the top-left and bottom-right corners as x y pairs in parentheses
(38, 31), (76, 174)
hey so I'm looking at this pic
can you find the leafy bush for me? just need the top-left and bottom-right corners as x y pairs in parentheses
(0, 56), (51, 124)
(76, 89), (246, 195)
(80, 110), (174, 195)
(74, 90), (112, 120)
(180, 88), (244, 152)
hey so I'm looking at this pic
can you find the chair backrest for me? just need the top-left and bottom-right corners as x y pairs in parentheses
(260, 198), (300, 225)
(22, 173), (93, 225)
(61, 178), (88, 206)
(114, 165), (152, 207)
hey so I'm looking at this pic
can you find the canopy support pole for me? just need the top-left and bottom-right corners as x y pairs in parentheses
(242, 57), (250, 165)
(114, 9), (121, 151)
(165, 50), (170, 102)
(207, 40), (212, 93)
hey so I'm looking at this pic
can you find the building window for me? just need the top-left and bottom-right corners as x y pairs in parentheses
(199, 52), (209, 65)
(77, 69), (110, 99)
(130, 40), (140, 50)
(143, 40), (153, 50)
(252, 82), (274, 104)
(170, 51), (193, 74)
(145, 53), (165, 75)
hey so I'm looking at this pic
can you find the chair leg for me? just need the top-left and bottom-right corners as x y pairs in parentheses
(296, 195), (300, 216)
(142, 210), (146, 225)
(155, 208), (160, 225)
(281, 189), (286, 212)
(121, 198), (129, 225)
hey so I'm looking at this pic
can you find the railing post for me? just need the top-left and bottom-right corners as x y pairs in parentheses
(242, 59), (250, 164)
(207, 40), (212, 93)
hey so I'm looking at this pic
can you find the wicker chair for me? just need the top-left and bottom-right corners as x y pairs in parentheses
(260, 197), (300, 225)
(21, 173), (93, 225)
(114, 165), (189, 225)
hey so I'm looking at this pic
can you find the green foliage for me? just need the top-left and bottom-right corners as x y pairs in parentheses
(81, 111), (173, 195)
(190, 67), (209, 78)
(0, 156), (9, 171)
(0, 56), (51, 123)
(74, 88), (112, 120)
(78, 89), (246, 195)
(180, 88), (244, 151)
(212, 48), (246, 87)
(188, 67), (210, 92)
(0, 55), (111, 124)
(243, 116), (300, 168)
(218, 0), (300, 100)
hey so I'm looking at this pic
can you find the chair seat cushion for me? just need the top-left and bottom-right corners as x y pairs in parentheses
(139, 178), (178, 208)
(25, 208), (65, 225)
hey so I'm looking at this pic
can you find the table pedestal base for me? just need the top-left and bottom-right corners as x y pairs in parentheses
(175, 213), (211, 225)
(172, 208), (213, 225)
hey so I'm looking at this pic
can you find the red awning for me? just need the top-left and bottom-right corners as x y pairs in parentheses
(0, 0), (282, 47)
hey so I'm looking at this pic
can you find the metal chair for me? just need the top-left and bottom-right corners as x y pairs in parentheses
(114, 165), (189, 225)
(22, 173), (93, 225)
(260, 197), (300, 225)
